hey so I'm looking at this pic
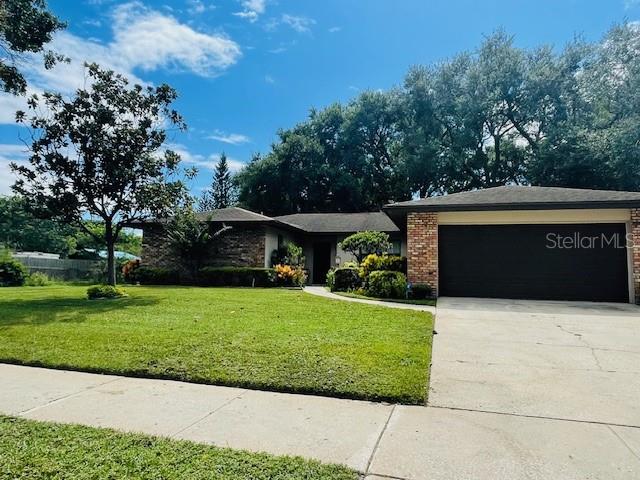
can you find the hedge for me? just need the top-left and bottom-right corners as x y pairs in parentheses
(198, 267), (277, 287)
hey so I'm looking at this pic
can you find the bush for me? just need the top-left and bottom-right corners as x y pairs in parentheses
(135, 266), (180, 285)
(338, 231), (391, 263)
(328, 266), (361, 292)
(408, 283), (432, 300)
(122, 259), (141, 283)
(87, 285), (128, 300)
(25, 272), (53, 286)
(360, 254), (406, 280)
(198, 267), (276, 287)
(274, 264), (308, 287)
(365, 270), (408, 299)
(0, 258), (28, 287)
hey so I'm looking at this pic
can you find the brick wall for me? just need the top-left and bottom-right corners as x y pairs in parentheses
(407, 212), (438, 297)
(631, 208), (640, 304)
(141, 223), (266, 271)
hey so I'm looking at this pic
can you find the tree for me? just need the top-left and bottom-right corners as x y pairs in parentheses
(198, 153), (235, 211)
(236, 93), (410, 215)
(0, 0), (67, 95)
(166, 205), (231, 280)
(0, 195), (75, 255)
(338, 231), (391, 264)
(12, 63), (191, 286)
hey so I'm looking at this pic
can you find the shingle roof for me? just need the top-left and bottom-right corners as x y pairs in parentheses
(196, 207), (273, 222)
(275, 212), (400, 233)
(384, 186), (640, 212)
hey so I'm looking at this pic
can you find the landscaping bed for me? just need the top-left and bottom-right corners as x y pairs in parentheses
(332, 290), (436, 307)
(0, 286), (433, 404)
(0, 416), (357, 480)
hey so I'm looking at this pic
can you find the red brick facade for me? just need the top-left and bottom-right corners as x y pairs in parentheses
(141, 224), (266, 273)
(631, 208), (640, 304)
(407, 212), (438, 297)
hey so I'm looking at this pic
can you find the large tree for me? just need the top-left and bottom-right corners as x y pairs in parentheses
(0, 0), (66, 95)
(236, 23), (640, 215)
(12, 63), (191, 285)
(198, 153), (235, 211)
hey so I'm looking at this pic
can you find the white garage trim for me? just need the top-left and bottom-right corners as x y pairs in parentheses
(438, 208), (631, 225)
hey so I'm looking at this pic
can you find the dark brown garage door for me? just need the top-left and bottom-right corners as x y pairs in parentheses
(439, 224), (629, 302)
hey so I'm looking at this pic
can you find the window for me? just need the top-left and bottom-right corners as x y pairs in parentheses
(389, 240), (401, 255)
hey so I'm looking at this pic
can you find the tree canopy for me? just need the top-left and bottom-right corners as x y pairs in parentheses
(0, 195), (142, 257)
(0, 0), (66, 95)
(236, 23), (640, 215)
(12, 63), (191, 285)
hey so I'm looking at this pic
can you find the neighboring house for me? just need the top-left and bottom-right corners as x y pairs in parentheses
(138, 186), (640, 304)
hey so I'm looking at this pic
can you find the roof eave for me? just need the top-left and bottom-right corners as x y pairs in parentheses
(383, 200), (640, 213)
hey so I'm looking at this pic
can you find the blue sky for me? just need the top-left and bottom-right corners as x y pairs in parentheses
(1, 0), (640, 195)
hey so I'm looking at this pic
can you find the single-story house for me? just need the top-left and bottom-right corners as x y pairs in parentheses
(139, 208), (404, 284)
(138, 185), (640, 304)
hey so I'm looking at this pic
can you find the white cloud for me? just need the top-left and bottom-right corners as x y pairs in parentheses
(281, 14), (315, 33)
(0, 2), (242, 124)
(0, 144), (29, 195)
(233, 0), (266, 22)
(112, 2), (241, 76)
(187, 0), (215, 14)
(264, 74), (275, 84)
(167, 143), (246, 172)
(625, 0), (640, 8)
(328, 26), (341, 33)
(207, 130), (251, 144)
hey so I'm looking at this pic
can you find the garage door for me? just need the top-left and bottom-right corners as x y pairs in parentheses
(439, 224), (629, 302)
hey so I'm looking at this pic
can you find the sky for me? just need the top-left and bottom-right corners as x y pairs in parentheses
(1, 0), (640, 196)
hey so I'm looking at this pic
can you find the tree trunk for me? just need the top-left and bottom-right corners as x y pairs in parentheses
(105, 222), (117, 286)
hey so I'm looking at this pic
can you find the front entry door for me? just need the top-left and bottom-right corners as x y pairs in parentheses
(312, 242), (332, 284)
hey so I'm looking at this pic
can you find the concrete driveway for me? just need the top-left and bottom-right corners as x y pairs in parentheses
(429, 297), (640, 426)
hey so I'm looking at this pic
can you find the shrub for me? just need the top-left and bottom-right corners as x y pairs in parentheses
(270, 242), (305, 267)
(365, 270), (408, 299)
(25, 272), (53, 286)
(338, 231), (391, 263)
(87, 285), (128, 300)
(359, 254), (406, 280)
(122, 259), (141, 283)
(326, 269), (335, 291)
(274, 264), (307, 287)
(198, 267), (276, 287)
(135, 266), (180, 285)
(408, 283), (433, 300)
(329, 266), (361, 292)
(0, 255), (28, 287)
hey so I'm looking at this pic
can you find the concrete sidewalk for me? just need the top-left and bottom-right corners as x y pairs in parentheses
(304, 285), (436, 314)
(2, 363), (639, 479)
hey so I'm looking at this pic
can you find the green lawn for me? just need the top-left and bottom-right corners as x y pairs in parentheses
(333, 290), (437, 307)
(0, 285), (432, 404)
(0, 416), (357, 480)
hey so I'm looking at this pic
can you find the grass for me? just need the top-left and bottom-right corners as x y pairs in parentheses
(333, 290), (437, 307)
(0, 285), (433, 404)
(0, 416), (358, 480)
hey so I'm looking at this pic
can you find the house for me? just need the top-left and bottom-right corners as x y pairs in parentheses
(139, 185), (640, 304)
(139, 208), (404, 284)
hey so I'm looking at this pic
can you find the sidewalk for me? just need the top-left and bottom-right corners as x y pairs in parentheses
(2, 363), (639, 479)
(304, 285), (436, 314)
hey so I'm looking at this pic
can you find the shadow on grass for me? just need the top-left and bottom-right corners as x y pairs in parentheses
(0, 296), (159, 327)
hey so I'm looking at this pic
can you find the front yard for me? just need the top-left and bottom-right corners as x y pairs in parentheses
(0, 416), (357, 480)
(0, 286), (433, 404)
